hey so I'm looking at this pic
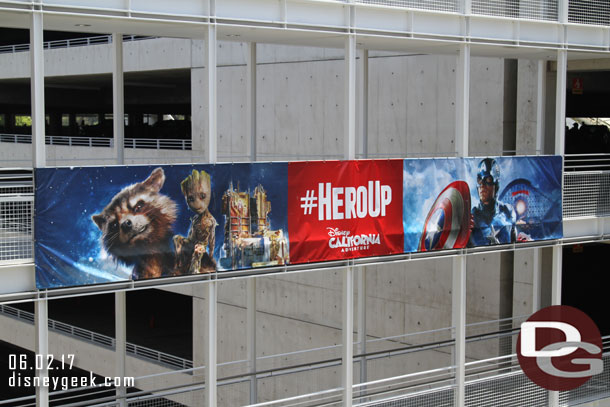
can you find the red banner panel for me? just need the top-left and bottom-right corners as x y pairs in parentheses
(288, 160), (404, 263)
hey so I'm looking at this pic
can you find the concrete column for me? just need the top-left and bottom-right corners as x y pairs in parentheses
(503, 60), (517, 155)
(536, 60), (546, 154)
(193, 286), (207, 407)
(35, 299), (49, 407)
(30, 6), (45, 167)
(112, 33), (125, 164)
(555, 50), (567, 156)
(345, 35), (356, 161)
(456, 44), (470, 157)
(247, 278), (257, 404)
(247, 42), (257, 162)
(452, 255), (466, 407)
(532, 248), (542, 311)
(115, 292), (126, 407)
(357, 49), (368, 159)
(343, 266), (354, 406)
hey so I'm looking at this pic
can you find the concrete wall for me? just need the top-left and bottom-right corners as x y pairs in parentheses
(0, 38), (545, 405)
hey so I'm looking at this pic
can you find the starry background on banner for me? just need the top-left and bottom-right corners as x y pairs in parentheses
(34, 163), (288, 289)
(403, 156), (563, 252)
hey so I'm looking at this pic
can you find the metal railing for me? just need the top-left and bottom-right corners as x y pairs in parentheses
(0, 304), (193, 370)
(0, 134), (192, 150)
(0, 169), (33, 263)
(355, 0), (608, 26)
(2, 300), (609, 407)
(0, 35), (154, 54)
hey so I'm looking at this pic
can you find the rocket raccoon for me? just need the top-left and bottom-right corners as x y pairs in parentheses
(91, 167), (177, 280)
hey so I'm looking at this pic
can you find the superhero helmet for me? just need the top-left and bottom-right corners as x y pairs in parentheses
(477, 158), (500, 193)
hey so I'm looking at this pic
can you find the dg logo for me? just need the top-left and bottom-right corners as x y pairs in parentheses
(517, 305), (603, 391)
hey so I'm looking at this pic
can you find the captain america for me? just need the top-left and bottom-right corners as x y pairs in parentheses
(469, 158), (516, 246)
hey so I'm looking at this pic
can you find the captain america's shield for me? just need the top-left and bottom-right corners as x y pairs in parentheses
(418, 181), (471, 251)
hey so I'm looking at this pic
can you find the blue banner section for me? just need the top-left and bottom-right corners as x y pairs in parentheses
(35, 163), (289, 289)
(403, 156), (563, 252)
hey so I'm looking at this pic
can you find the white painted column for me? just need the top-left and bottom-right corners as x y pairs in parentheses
(30, 7), (45, 167)
(35, 298), (49, 407)
(456, 44), (470, 157)
(247, 42), (257, 162)
(112, 33), (125, 164)
(555, 50), (567, 156)
(247, 278), (257, 404)
(536, 60), (546, 155)
(357, 267), (367, 390)
(31, 9), (48, 406)
(343, 266), (354, 406)
(207, 279), (217, 407)
(452, 255), (466, 407)
(207, 22), (217, 164)
(115, 291), (127, 407)
(453, 41), (469, 407)
(344, 29), (356, 159)
(550, 46), (565, 407)
(206, 4), (218, 404)
(343, 5), (356, 403)
(357, 49), (368, 159)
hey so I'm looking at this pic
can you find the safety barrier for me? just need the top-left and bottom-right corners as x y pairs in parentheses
(0, 35), (154, 54)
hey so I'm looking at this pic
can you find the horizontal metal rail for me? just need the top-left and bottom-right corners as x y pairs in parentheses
(0, 134), (192, 150)
(0, 35), (154, 54)
(0, 304), (193, 370)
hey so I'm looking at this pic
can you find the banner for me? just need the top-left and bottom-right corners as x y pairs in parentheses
(403, 156), (563, 252)
(288, 160), (404, 263)
(34, 156), (563, 289)
(35, 163), (289, 289)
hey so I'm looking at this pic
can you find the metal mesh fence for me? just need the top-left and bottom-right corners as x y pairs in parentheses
(0, 169), (34, 262)
(563, 171), (610, 218)
(560, 355), (610, 406)
(465, 371), (549, 406)
(355, 0), (459, 13)
(569, 0), (610, 26)
(472, 0), (558, 21)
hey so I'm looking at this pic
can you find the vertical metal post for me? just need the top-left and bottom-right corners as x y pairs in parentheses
(247, 42), (257, 162)
(551, 246), (562, 306)
(206, 2), (218, 404)
(555, 50), (567, 156)
(357, 267), (367, 391)
(207, 280), (217, 407)
(548, 245), (562, 407)
(207, 21), (217, 164)
(30, 6), (45, 168)
(343, 266), (354, 406)
(247, 278), (257, 404)
(35, 298), (49, 407)
(32, 9), (48, 405)
(456, 44), (470, 157)
(452, 255), (466, 407)
(536, 60), (546, 155)
(115, 291), (127, 407)
(113, 33), (124, 164)
(357, 49), (368, 159)
(344, 1), (356, 161)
